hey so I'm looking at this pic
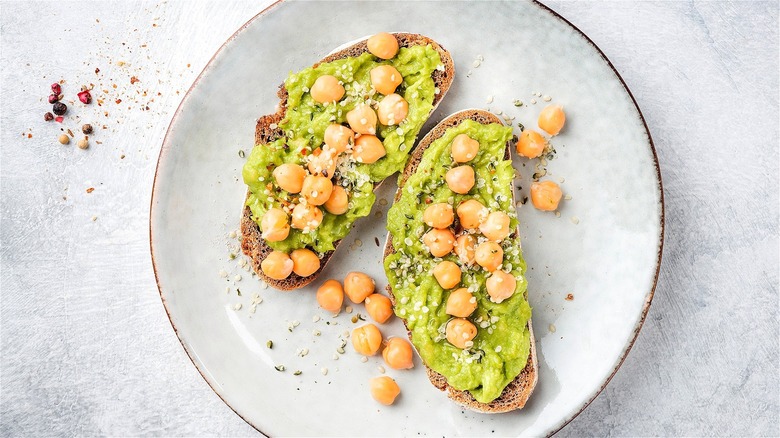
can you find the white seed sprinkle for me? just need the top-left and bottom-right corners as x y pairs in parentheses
(312, 315), (321, 323)
(549, 324), (557, 333)
(234, 274), (242, 282)
(219, 270), (228, 278)
(228, 231), (237, 239)
(530, 98), (537, 104)
(564, 194), (572, 200)
(313, 329), (321, 336)
(571, 216), (580, 224)
(321, 367), (328, 376)
(495, 345), (503, 353)
(345, 306), (353, 314)
(333, 354), (339, 360)
(292, 320), (300, 327)
(486, 95), (494, 104)
(377, 366), (385, 374)
(361, 356), (368, 363)
(543, 95), (552, 102)
(233, 303), (242, 311)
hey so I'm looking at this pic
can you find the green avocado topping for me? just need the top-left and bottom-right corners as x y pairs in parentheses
(384, 119), (531, 403)
(242, 45), (442, 253)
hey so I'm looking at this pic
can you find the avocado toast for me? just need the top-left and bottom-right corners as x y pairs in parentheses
(383, 109), (538, 412)
(240, 33), (454, 289)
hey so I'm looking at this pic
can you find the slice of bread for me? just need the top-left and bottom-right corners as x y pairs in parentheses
(383, 109), (538, 413)
(241, 33), (454, 290)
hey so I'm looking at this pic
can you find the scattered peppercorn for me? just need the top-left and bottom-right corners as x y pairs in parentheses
(48, 94), (60, 104)
(77, 90), (92, 104)
(51, 83), (61, 95)
(52, 102), (67, 116)
(58, 134), (70, 145)
(81, 124), (93, 135)
(44, 112), (54, 122)
(77, 137), (89, 149)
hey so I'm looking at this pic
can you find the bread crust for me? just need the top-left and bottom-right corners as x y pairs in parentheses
(240, 33), (454, 290)
(382, 109), (538, 413)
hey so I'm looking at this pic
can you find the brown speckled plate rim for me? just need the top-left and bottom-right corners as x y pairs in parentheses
(149, 1), (665, 437)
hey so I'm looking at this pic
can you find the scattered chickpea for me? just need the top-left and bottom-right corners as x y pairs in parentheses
(445, 165), (475, 194)
(538, 104), (566, 136)
(365, 293), (394, 324)
(376, 93), (408, 126)
(260, 208), (290, 242)
(451, 134), (480, 163)
(446, 318), (477, 349)
(352, 134), (386, 164)
(323, 124), (354, 154)
(273, 163), (306, 194)
(346, 104), (377, 135)
(261, 251), (294, 280)
(317, 279), (344, 312)
(351, 323), (382, 355)
(422, 228), (455, 257)
(456, 199), (487, 229)
(382, 338), (414, 369)
(77, 137), (89, 150)
(475, 241), (503, 272)
(290, 203), (323, 230)
(301, 175), (334, 206)
(310, 75), (345, 103)
(530, 180), (563, 211)
(433, 261), (461, 290)
(370, 65), (403, 95)
(290, 248), (320, 277)
(369, 376), (401, 405)
(307, 147), (338, 177)
(367, 32), (399, 60)
(486, 270), (516, 303)
(479, 211), (511, 242)
(454, 234), (476, 265)
(446, 288), (478, 317)
(323, 185), (349, 215)
(58, 134), (70, 145)
(423, 203), (454, 229)
(344, 271), (375, 303)
(516, 130), (546, 159)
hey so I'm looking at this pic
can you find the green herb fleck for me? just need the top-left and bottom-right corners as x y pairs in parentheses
(274, 365), (285, 372)
(513, 99), (523, 107)
(238, 150), (245, 158)
(517, 123), (525, 131)
(229, 253), (237, 260)
(266, 340), (273, 349)
(236, 288), (242, 296)
(293, 370), (302, 376)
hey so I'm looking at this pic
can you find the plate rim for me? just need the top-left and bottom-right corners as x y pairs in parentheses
(148, 1), (665, 436)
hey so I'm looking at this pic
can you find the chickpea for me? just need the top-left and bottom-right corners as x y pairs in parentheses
(367, 32), (399, 60)
(352, 134), (386, 164)
(446, 288), (478, 317)
(369, 376), (401, 405)
(365, 293), (394, 324)
(538, 104), (566, 136)
(422, 228), (455, 258)
(456, 199), (488, 229)
(475, 241), (503, 272)
(480, 211), (511, 242)
(323, 124), (354, 154)
(382, 338), (414, 370)
(301, 175), (333, 206)
(351, 323), (382, 355)
(316, 279), (344, 312)
(376, 93), (408, 126)
(260, 208), (290, 242)
(486, 270), (516, 303)
(446, 318), (478, 349)
(451, 134), (480, 163)
(344, 271), (375, 303)
(307, 147), (338, 177)
(445, 165), (475, 194)
(454, 234), (476, 265)
(516, 129), (547, 159)
(290, 203), (323, 230)
(346, 104), (377, 135)
(432, 261), (461, 290)
(290, 248), (320, 277)
(530, 180), (563, 211)
(310, 75), (345, 104)
(423, 203), (454, 229)
(324, 185), (349, 215)
(272, 163), (306, 194)
(370, 65), (403, 95)
(260, 251), (293, 280)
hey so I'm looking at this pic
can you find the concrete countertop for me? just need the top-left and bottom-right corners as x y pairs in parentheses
(1, 1), (777, 436)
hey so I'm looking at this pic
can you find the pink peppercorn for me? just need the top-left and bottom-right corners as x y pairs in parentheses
(77, 90), (92, 104)
(51, 83), (61, 95)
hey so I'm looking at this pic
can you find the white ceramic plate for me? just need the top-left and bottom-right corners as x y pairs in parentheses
(150, 1), (663, 436)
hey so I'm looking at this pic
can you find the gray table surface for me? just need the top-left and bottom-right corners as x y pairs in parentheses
(1, 1), (778, 436)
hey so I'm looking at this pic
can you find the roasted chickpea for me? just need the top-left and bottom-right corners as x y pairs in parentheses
(445, 165), (475, 194)
(290, 203), (323, 230)
(382, 338), (414, 370)
(260, 251), (293, 280)
(344, 271), (375, 303)
(307, 147), (338, 177)
(454, 234), (476, 265)
(290, 248), (320, 277)
(370, 65), (403, 95)
(486, 270), (516, 303)
(451, 134), (480, 163)
(316, 279), (344, 312)
(480, 211), (511, 242)
(369, 376), (401, 405)
(422, 228), (455, 257)
(351, 323), (382, 355)
(272, 163), (306, 194)
(310, 75), (345, 103)
(323, 123), (354, 154)
(538, 104), (566, 136)
(446, 288), (478, 317)
(346, 104), (377, 135)
(365, 293), (393, 324)
(475, 241), (503, 272)
(367, 32), (399, 60)
(352, 134), (386, 164)
(260, 208), (290, 242)
(301, 175), (333, 206)
(456, 199), (488, 229)
(423, 203), (454, 229)
(376, 94), (408, 126)
(530, 180), (563, 211)
(324, 185), (349, 215)
(446, 318), (478, 349)
(433, 261), (461, 290)
(516, 129), (547, 159)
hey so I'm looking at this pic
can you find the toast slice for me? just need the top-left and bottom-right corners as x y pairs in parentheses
(383, 109), (538, 413)
(241, 33), (454, 290)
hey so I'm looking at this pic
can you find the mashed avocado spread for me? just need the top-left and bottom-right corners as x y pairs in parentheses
(242, 45), (442, 253)
(384, 120), (532, 403)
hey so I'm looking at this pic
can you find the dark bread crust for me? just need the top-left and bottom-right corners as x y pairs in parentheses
(383, 109), (538, 413)
(240, 33), (454, 290)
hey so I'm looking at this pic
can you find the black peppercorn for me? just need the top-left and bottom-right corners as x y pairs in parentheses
(81, 124), (93, 135)
(44, 112), (54, 121)
(52, 102), (67, 116)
